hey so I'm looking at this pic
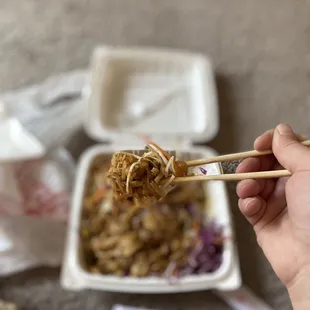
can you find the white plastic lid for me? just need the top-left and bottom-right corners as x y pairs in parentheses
(85, 47), (219, 145)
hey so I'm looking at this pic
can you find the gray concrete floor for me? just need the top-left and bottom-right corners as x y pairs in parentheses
(2, 0), (310, 309)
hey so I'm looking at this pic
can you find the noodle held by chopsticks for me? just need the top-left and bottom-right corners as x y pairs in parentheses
(107, 143), (188, 201)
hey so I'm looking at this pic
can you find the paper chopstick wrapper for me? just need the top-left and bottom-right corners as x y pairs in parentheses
(189, 162), (222, 176)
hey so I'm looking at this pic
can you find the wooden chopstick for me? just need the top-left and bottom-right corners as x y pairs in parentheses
(174, 139), (310, 182)
(173, 170), (291, 183)
(185, 140), (310, 167)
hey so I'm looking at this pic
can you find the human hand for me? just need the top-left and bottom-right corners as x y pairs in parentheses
(236, 124), (310, 309)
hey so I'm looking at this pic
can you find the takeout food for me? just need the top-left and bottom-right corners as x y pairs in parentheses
(107, 142), (188, 202)
(80, 155), (224, 278)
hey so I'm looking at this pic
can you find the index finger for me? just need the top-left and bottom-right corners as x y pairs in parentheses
(254, 129), (274, 151)
(254, 128), (305, 151)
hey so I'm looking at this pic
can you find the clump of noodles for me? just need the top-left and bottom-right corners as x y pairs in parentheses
(107, 142), (188, 201)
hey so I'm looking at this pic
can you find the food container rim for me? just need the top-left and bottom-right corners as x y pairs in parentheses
(61, 144), (241, 292)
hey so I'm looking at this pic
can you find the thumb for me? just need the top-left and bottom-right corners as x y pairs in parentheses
(273, 123), (310, 173)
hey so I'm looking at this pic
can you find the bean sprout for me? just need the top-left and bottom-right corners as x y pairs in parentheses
(108, 143), (188, 201)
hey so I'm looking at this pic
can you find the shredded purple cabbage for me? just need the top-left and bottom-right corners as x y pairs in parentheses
(157, 203), (225, 279)
(179, 222), (224, 276)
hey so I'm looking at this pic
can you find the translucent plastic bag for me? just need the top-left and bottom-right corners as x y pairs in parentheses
(0, 71), (88, 275)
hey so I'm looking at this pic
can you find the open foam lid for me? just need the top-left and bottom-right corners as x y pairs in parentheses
(85, 47), (219, 145)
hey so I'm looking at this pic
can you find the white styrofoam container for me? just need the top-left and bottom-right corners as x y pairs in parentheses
(62, 145), (241, 292)
(84, 46), (219, 145)
(61, 46), (241, 293)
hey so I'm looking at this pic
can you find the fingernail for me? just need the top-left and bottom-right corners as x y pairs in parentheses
(276, 124), (293, 135)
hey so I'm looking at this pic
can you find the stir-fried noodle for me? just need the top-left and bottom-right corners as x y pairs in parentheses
(108, 142), (188, 201)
